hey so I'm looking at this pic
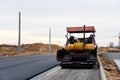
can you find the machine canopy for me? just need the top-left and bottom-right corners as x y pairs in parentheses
(67, 26), (95, 33)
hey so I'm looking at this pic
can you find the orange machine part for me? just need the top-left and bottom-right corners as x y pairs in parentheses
(67, 26), (95, 33)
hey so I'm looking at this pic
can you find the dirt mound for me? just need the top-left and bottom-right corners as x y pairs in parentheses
(98, 47), (120, 52)
(0, 44), (17, 56)
(107, 48), (120, 52)
(21, 43), (61, 54)
(0, 43), (61, 57)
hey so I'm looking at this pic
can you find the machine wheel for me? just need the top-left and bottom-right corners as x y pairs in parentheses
(93, 48), (97, 57)
(57, 48), (69, 61)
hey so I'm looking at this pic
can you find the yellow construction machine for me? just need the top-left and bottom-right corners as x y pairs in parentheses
(57, 25), (98, 68)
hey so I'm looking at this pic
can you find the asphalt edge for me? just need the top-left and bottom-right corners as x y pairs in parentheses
(27, 64), (59, 80)
(30, 66), (61, 80)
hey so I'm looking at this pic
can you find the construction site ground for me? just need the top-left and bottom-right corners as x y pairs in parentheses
(99, 52), (120, 80)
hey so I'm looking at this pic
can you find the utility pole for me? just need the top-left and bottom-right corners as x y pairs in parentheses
(118, 32), (120, 48)
(18, 12), (21, 55)
(49, 28), (51, 54)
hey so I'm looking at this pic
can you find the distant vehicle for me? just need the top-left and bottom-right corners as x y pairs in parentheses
(56, 25), (98, 68)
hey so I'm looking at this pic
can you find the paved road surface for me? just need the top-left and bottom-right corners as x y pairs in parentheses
(32, 66), (100, 80)
(0, 54), (58, 80)
(103, 52), (120, 60)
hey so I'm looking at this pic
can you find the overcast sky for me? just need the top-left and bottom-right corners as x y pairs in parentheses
(0, 0), (120, 46)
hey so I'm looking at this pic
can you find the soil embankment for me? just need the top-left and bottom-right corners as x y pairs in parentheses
(0, 43), (61, 57)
